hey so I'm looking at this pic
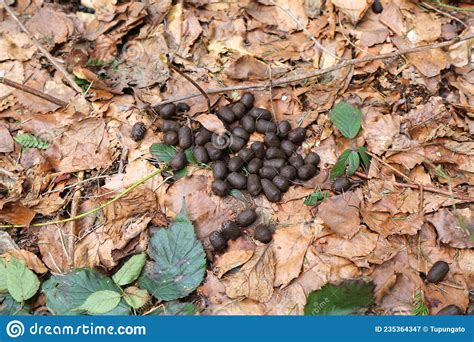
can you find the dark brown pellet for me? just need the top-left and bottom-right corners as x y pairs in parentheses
(227, 172), (247, 189)
(247, 174), (262, 196)
(178, 126), (193, 149)
(176, 102), (190, 113)
(256, 120), (277, 133)
(221, 221), (241, 240)
(254, 225), (273, 243)
(305, 152), (320, 166)
(212, 133), (231, 150)
(264, 133), (281, 147)
(232, 127), (250, 141)
(229, 136), (246, 152)
(131, 122), (146, 141)
(280, 140), (295, 156)
(265, 147), (286, 160)
(261, 179), (282, 202)
(162, 120), (181, 132)
(247, 158), (263, 174)
(249, 107), (272, 121)
(232, 102), (247, 119)
(239, 148), (255, 162)
(159, 103), (176, 119)
(280, 165), (297, 180)
(164, 131), (179, 145)
(209, 231), (227, 251)
(273, 175), (290, 192)
(211, 179), (229, 196)
(259, 166), (278, 179)
(217, 106), (236, 123)
(170, 151), (187, 171)
(251, 142), (266, 159)
(193, 146), (209, 164)
(205, 142), (224, 160)
(288, 127), (306, 143)
(372, 0), (383, 13)
(298, 164), (317, 180)
(212, 160), (228, 179)
(195, 128), (212, 145)
(241, 115), (256, 133)
(332, 177), (352, 193)
(240, 92), (255, 108)
(263, 159), (286, 169)
(427, 261), (450, 284)
(278, 121), (291, 138)
(228, 156), (244, 172)
(289, 153), (304, 168)
(237, 209), (258, 227)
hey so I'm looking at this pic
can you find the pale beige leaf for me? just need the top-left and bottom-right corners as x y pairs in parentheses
(317, 191), (361, 238)
(214, 238), (255, 278)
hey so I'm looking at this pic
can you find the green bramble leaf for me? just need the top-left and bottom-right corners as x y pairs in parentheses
(357, 146), (371, 171)
(6, 257), (40, 302)
(347, 151), (360, 176)
(150, 143), (175, 163)
(76, 290), (121, 315)
(331, 149), (351, 179)
(304, 280), (374, 315)
(112, 253), (147, 286)
(329, 102), (362, 139)
(304, 187), (330, 206)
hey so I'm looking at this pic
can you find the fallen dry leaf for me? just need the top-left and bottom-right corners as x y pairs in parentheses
(225, 245), (275, 303)
(2, 248), (48, 273)
(214, 237), (255, 278)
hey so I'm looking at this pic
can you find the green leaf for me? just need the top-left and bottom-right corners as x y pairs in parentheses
(138, 203), (206, 301)
(148, 302), (197, 316)
(412, 290), (429, 316)
(347, 151), (360, 176)
(330, 149), (351, 179)
(304, 280), (374, 315)
(150, 143), (175, 163)
(357, 146), (371, 171)
(304, 188), (330, 206)
(14, 133), (49, 150)
(112, 253), (147, 286)
(76, 290), (121, 314)
(123, 287), (149, 309)
(6, 257), (40, 302)
(174, 167), (188, 179)
(42, 268), (130, 315)
(0, 259), (7, 293)
(0, 295), (30, 315)
(329, 102), (362, 139)
(185, 148), (197, 164)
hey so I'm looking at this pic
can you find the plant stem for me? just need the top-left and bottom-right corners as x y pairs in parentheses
(0, 168), (163, 229)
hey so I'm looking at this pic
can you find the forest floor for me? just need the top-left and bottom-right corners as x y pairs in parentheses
(0, 0), (473, 316)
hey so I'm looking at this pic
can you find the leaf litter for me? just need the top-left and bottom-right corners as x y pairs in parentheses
(0, 0), (473, 316)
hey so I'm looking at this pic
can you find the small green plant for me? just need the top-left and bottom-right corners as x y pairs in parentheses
(329, 101), (370, 179)
(14, 133), (49, 150)
(304, 186), (330, 206)
(412, 290), (429, 315)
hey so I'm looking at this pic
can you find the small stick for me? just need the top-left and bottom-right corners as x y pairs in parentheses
(354, 171), (473, 201)
(167, 63), (211, 113)
(1, 1), (83, 94)
(66, 171), (84, 270)
(155, 34), (474, 106)
(0, 77), (68, 107)
(366, 151), (411, 182)
(421, 1), (467, 28)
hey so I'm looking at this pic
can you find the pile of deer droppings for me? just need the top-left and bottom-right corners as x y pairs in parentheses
(135, 92), (323, 203)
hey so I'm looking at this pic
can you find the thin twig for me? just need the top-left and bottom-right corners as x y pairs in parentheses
(1, 1), (83, 94)
(66, 171), (83, 270)
(366, 151), (411, 182)
(0, 167), (163, 229)
(168, 63), (211, 113)
(0, 77), (68, 107)
(156, 34), (474, 106)
(354, 171), (473, 201)
(421, 1), (467, 28)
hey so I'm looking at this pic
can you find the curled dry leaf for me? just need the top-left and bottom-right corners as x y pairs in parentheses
(272, 218), (322, 287)
(317, 190), (361, 238)
(0, 200), (36, 226)
(2, 248), (48, 273)
(225, 245), (275, 303)
(331, 0), (371, 24)
(265, 282), (307, 315)
(214, 237), (255, 278)
(427, 209), (474, 249)
(195, 114), (227, 134)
